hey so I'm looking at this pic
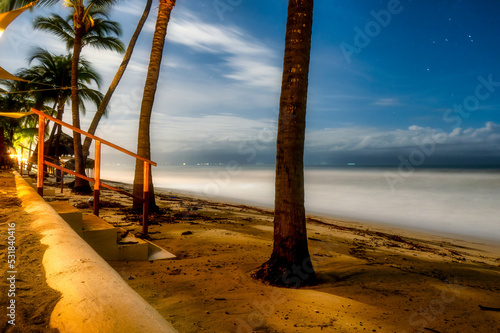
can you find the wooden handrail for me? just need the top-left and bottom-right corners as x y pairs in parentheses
(30, 108), (157, 166)
(45, 160), (144, 202)
(33, 107), (155, 236)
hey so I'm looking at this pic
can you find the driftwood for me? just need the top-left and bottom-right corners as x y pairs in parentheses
(478, 305), (500, 311)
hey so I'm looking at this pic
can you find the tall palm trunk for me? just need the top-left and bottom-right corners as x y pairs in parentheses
(53, 98), (66, 160)
(83, 0), (153, 158)
(252, 0), (317, 288)
(46, 100), (61, 154)
(71, 7), (91, 194)
(132, 0), (176, 211)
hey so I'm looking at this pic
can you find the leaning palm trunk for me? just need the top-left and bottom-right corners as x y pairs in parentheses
(71, 6), (91, 194)
(82, 0), (153, 158)
(252, 0), (317, 288)
(46, 98), (63, 154)
(132, 0), (176, 211)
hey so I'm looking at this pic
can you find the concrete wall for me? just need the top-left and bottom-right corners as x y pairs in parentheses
(15, 172), (178, 333)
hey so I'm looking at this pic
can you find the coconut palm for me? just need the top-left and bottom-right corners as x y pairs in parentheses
(33, 9), (124, 53)
(132, 0), (176, 213)
(2, 0), (122, 193)
(17, 48), (103, 159)
(252, 0), (317, 288)
(33, 5), (123, 193)
(0, 81), (46, 155)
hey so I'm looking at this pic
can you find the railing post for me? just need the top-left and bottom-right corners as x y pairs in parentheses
(93, 140), (101, 216)
(60, 170), (64, 193)
(142, 160), (150, 236)
(37, 115), (45, 196)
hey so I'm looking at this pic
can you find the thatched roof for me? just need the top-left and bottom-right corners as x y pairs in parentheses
(65, 157), (95, 170)
(45, 132), (74, 157)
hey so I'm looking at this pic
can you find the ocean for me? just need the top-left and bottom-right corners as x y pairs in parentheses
(101, 165), (500, 242)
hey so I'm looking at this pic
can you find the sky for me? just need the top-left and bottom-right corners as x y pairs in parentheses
(1, 0), (500, 167)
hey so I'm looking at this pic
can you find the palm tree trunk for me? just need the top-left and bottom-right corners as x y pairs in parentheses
(46, 100), (60, 155)
(132, 0), (176, 211)
(82, 0), (153, 158)
(54, 99), (65, 160)
(252, 0), (317, 288)
(71, 7), (91, 194)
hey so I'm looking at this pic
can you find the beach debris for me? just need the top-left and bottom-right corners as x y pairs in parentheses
(168, 268), (182, 275)
(118, 240), (139, 245)
(478, 305), (500, 311)
(181, 231), (193, 236)
(75, 201), (92, 209)
(423, 328), (441, 333)
(174, 211), (202, 221)
(134, 232), (152, 240)
(119, 229), (131, 239)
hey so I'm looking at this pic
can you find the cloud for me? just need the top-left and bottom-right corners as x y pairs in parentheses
(306, 122), (500, 152)
(81, 104), (500, 166)
(166, 12), (282, 90)
(303, 122), (500, 166)
(113, 2), (147, 17)
(373, 98), (400, 106)
(151, 114), (277, 153)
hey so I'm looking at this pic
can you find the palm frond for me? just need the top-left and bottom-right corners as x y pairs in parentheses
(77, 85), (104, 111)
(33, 15), (75, 50)
(83, 36), (124, 52)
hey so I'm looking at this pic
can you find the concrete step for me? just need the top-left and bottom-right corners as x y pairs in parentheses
(81, 215), (156, 261)
(48, 201), (175, 261)
(81, 214), (120, 260)
(29, 182), (56, 196)
(22, 176), (34, 184)
(116, 234), (149, 261)
(48, 201), (83, 235)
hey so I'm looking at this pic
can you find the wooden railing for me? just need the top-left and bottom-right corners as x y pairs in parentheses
(31, 108), (157, 236)
(18, 144), (66, 193)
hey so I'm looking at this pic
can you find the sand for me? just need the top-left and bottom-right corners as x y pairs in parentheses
(2, 171), (500, 332)
(0, 171), (61, 333)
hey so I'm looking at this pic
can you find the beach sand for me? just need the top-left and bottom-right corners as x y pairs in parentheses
(0, 171), (61, 332)
(3, 172), (500, 332)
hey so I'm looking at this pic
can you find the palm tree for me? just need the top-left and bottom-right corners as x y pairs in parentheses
(0, 81), (46, 158)
(2, 0), (122, 193)
(33, 5), (123, 193)
(17, 48), (103, 159)
(82, 0), (153, 159)
(132, 0), (177, 212)
(0, 82), (35, 146)
(33, 9), (124, 53)
(252, 0), (317, 288)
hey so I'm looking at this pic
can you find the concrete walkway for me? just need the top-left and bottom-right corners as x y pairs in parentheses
(2, 170), (178, 333)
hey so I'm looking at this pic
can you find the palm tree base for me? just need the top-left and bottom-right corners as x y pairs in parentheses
(71, 184), (92, 195)
(252, 256), (318, 288)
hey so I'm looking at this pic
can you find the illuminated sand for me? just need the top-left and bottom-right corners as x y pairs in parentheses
(3, 172), (500, 332)
(41, 179), (500, 333)
(0, 171), (177, 333)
